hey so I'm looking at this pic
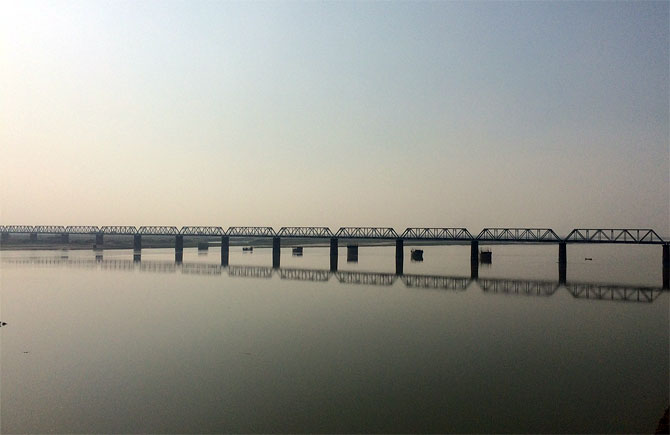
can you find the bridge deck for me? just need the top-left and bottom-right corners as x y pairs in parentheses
(0, 226), (666, 243)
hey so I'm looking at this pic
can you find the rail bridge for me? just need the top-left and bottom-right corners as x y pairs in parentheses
(1, 225), (668, 288)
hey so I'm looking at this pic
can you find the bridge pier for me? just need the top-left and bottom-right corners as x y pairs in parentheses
(175, 235), (184, 253)
(133, 252), (141, 263)
(330, 238), (338, 271)
(558, 242), (567, 264)
(221, 236), (229, 267)
(470, 240), (479, 279)
(272, 237), (281, 269)
(134, 234), (142, 252)
(30, 232), (37, 242)
(663, 244), (669, 289)
(61, 233), (69, 244)
(347, 245), (358, 263)
(395, 239), (404, 275)
(175, 251), (183, 264)
(95, 232), (103, 247)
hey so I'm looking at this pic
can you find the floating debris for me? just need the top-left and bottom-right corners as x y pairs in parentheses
(0, 322), (7, 327)
(411, 249), (424, 261)
(292, 247), (303, 256)
(480, 250), (492, 264)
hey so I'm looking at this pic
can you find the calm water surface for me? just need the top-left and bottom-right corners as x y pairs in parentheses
(1, 245), (668, 433)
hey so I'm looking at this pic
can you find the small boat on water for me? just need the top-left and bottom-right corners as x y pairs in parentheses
(411, 249), (423, 261)
(479, 250), (492, 264)
(242, 247), (253, 252)
(585, 257), (592, 261)
(292, 247), (303, 256)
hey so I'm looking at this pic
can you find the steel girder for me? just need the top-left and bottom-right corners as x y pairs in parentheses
(277, 227), (334, 238)
(401, 274), (470, 290)
(477, 228), (561, 242)
(180, 226), (225, 236)
(479, 278), (559, 296)
(565, 229), (664, 244)
(278, 268), (332, 282)
(4, 225), (34, 233)
(335, 227), (399, 239)
(335, 271), (397, 286)
(66, 226), (100, 234)
(138, 226), (179, 235)
(100, 226), (137, 235)
(227, 265), (274, 278)
(400, 228), (473, 240)
(33, 226), (66, 233)
(567, 283), (662, 302)
(226, 227), (277, 237)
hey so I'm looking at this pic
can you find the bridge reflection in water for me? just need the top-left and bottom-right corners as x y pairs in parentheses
(2, 256), (666, 304)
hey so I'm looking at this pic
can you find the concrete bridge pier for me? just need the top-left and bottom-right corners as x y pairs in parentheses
(347, 245), (358, 263)
(663, 244), (669, 289)
(470, 240), (479, 279)
(272, 237), (281, 269)
(95, 232), (103, 247)
(395, 239), (404, 275)
(175, 235), (184, 253)
(30, 232), (37, 242)
(175, 251), (183, 264)
(221, 236), (229, 267)
(134, 234), (142, 252)
(133, 252), (141, 263)
(330, 238), (338, 271)
(61, 233), (69, 244)
(558, 242), (567, 265)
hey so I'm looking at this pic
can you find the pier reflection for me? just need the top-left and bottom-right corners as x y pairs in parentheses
(2, 255), (666, 304)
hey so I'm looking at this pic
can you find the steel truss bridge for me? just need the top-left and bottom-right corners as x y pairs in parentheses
(2, 256), (665, 303)
(0, 225), (666, 243)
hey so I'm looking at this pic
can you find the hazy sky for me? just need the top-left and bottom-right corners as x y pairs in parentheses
(1, 1), (668, 236)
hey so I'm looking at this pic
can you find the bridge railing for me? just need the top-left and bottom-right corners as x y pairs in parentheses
(400, 228), (473, 240)
(335, 227), (399, 239)
(477, 228), (561, 242)
(565, 229), (664, 244)
(180, 226), (225, 236)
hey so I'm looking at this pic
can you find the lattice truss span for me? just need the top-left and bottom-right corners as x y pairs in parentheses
(400, 228), (473, 240)
(66, 226), (100, 234)
(138, 226), (179, 235)
(335, 227), (399, 239)
(180, 226), (224, 236)
(100, 226), (137, 235)
(226, 227), (277, 237)
(277, 227), (334, 238)
(565, 229), (664, 244)
(477, 228), (561, 242)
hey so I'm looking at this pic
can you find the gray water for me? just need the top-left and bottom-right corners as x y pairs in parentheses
(1, 245), (668, 433)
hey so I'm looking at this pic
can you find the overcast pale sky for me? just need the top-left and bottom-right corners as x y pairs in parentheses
(1, 0), (668, 235)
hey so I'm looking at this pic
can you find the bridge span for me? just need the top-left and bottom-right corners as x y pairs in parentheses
(1, 225), (668, 288)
